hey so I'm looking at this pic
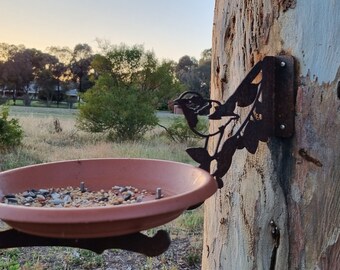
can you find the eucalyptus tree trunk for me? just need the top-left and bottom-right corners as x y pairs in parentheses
(202, 0), (340, 269)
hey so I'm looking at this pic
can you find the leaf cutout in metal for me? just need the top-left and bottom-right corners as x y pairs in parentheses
(213, 136), (238, 179)
(228, 59), (262, 106)
(254, 119), (269, 142)
(209, 99), (238, 120)
(180, 105), (198, 129)
(254, 100), (264, 115)
(215, 177), (224, 189)
(198, 162), (211, 173)
(174, 92), (213, 129)
(236, 136), (245, 150)
(186, 149), (211, 173)
(236, 83), (259, 107)
(186, 148), (212, 171)
(242, 121), (259, 154)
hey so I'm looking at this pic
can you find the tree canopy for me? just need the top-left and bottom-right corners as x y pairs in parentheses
(70, 44), (94, 93)
(91, 44), (184, 108)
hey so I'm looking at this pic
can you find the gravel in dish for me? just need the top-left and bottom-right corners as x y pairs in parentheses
(1, 184), (162, 208)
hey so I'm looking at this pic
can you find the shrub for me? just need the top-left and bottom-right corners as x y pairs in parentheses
(165, 116), (208, 144)
(77, 75), (158, 141)
(0, 105), (23, 151)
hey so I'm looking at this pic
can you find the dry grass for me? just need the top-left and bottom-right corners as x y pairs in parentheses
(18, 115), (114, 162)
(0, 114), (194, 170)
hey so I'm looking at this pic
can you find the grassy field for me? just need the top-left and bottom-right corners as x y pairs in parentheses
(0, 106), (204, 270)
(8, 105), (79, 118)
(1, 106), (195, 170)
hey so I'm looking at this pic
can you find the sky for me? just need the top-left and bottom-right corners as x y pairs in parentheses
(0, 0), (214, 61)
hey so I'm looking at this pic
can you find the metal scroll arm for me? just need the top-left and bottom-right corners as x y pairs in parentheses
(0, 228), (171, 257)
(175, 56), (295, 189)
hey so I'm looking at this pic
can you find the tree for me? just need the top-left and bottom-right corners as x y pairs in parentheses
(197, 49), (211, 98)
(28, 50), (59, 106)
(202, 1), (339, 269)
(176, 52), (211, 98)
(104, 44), (146, 87)
(35, 69), (57, 105)
(0, 43), (23, 62)
(78, 44), (184, 140)
(46, 46), (74, 106)
(0, 49), (35, 103)
(1, 48), (35, 104)
(70, 44), (94, 93)
(0, 45), (60, 105)
(92, 43), (183, 108)
(176, 55), (198, 72)
(140, 59), (184, 109)
(46, 46), (73, 65)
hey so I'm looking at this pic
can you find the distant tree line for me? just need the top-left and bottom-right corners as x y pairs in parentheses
(0, 42), (211, 108)
(0, 43), (94, 106)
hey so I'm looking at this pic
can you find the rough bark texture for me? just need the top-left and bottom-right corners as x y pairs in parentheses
(202, 0), (339, 269)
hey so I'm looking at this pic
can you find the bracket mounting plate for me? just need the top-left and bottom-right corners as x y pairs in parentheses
(272, 55), (295, 137)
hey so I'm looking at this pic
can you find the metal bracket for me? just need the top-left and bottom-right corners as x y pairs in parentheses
(0, 229), (171, 257)
(175, 55), (295, 188)
(272, 56), (295, 137)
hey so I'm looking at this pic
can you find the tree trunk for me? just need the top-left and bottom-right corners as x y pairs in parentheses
(202, 0), (340, 269)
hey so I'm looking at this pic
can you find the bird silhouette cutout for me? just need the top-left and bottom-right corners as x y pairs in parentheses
(175, 58), (272, 190)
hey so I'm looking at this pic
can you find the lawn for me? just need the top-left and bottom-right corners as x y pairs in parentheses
(0, 106), (204, 270)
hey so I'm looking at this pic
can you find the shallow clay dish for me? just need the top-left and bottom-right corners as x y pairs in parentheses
(0, 158), (217, 238)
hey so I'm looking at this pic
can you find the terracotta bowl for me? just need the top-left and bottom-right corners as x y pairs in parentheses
(0, 158), (217, 238)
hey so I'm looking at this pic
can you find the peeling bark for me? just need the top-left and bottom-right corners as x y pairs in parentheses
(288, 71), (340, 269)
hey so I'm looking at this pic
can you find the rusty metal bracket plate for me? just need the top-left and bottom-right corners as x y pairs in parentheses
(175, 55), (295, 189)
(272, 55), (295, 137)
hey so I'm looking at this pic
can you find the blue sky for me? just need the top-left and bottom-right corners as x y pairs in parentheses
(0, 0), (214, 61)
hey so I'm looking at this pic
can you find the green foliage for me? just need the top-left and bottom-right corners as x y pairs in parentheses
(179, 210), (204, 233)
(185, 247), (201, 266)
(165, 116), (208, 144)
(147, 60), (185, 109)
(0, 105), (23, 151)
(77, 75), (158, 141)
(79, 44), (184, 140)
(36, 69), (58, 105)
(71, 43), (94, 93)
(0, 248), (21, 270)
(92, 43), (184, 109)
(0, 148), (42, 171)
(63, 249), (104, 269)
